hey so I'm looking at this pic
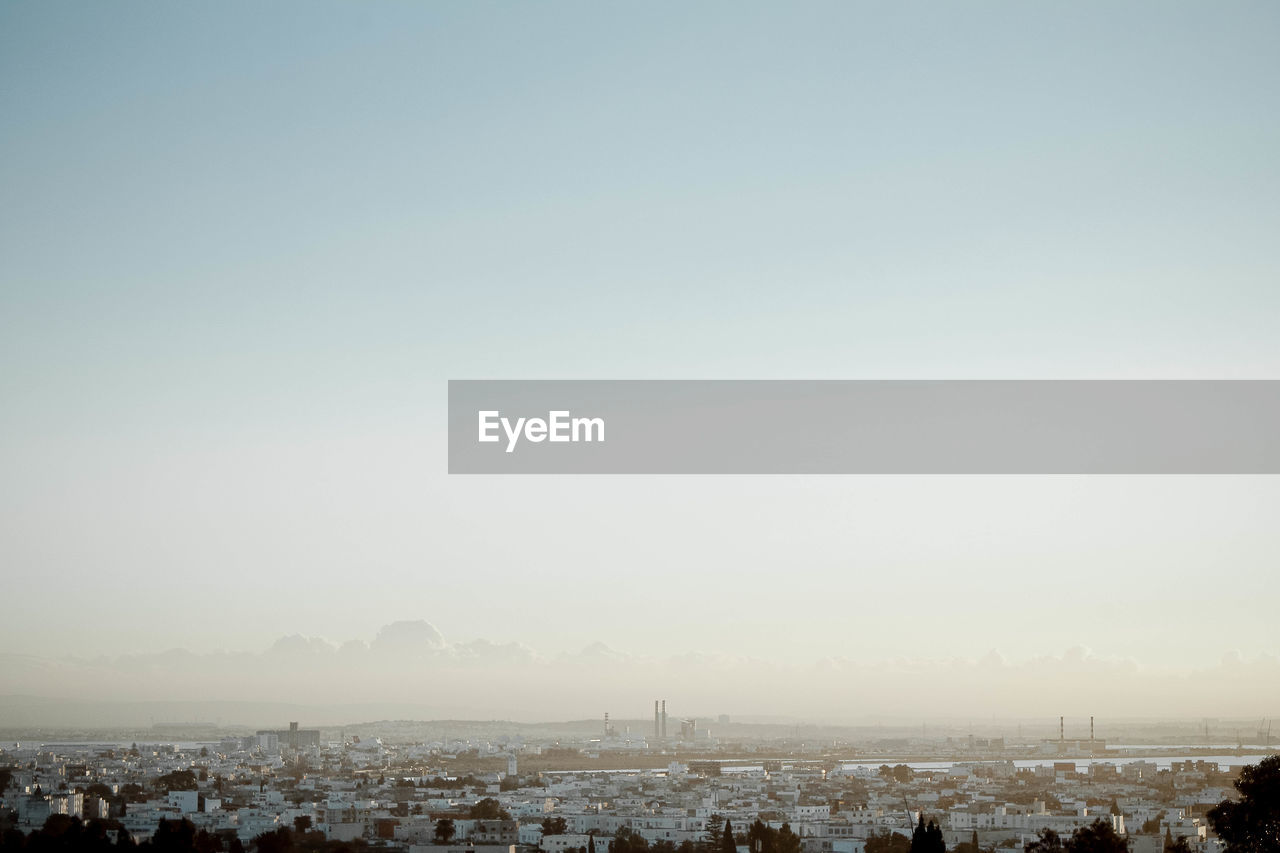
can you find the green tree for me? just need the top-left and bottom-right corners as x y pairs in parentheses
(775, 824), (800, 853)
(543, 818), (569, 836)
(468, 798), (511, 821)
(722, 820), (737, 853)
(1063, 820), (1126, 853)
(911, 816), (945, 853)
(154, 770), (199, 794)
(251, 827), (293, 853)
(83, 782), (114, 799)
(611, 826), (651, 853)
(1208, 755), (1280, 853)
(746, 820), (774, 853)
(194, 828), (223, 853)
(706, 815), (725, 852)
(152, 818), (199, 853)
(1024, 829), (1063, 853)
(867, 831), (912, 853)
(435, 818), (456, 844)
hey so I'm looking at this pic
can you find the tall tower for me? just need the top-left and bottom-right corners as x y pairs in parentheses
(661, 700), (668, 738)
(655, 701), (660, 738)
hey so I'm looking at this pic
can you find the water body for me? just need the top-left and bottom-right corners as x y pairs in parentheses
(838, 754), (1274, 772)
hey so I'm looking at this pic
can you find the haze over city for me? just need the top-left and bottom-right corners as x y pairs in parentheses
(3, 0), (1280, 726)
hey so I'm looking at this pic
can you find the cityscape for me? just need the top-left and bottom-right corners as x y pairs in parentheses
(2, 709), (1277, 853)
(4, 2), (1279, 853)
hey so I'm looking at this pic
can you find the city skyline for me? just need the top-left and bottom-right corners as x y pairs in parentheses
(2, 617), (1278, 726)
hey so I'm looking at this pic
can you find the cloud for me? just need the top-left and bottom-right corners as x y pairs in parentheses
(0, 625), (1277, 725)
(371, 620), (447, 655)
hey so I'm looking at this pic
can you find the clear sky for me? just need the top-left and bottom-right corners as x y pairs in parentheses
(2, 2), (1279, 718)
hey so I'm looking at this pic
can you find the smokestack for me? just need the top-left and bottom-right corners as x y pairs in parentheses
(662, 700), (668, 738)
(1060, 716), (1064, 742)
(655, 701), (660, 738)
(1090, 717), (1094, 741)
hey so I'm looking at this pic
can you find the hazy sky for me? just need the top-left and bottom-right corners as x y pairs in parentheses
(2, 2), (1279, 716)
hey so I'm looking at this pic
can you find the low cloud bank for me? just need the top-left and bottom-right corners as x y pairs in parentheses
(1, 620), (1276, 724)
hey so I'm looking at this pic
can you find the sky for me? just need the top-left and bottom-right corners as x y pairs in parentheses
(1, 1), (1279, 721)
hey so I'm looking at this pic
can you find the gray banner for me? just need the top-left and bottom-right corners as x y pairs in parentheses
(447, 380), (1280, 474)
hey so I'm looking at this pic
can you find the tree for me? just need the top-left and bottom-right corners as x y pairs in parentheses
(251, 827), (293, 853)
(611, 826), (651, 853)
(82, 782), (116, 801)
(543, 818), (569, 836)
(722, 820), (737, 853)
(706, 815), (725, 852)
(746, 820), (774, 853)
(866, 831), (912, 853)
(152, 818), (199, 853)
(911, 816), (945, 853)
(435, 818), (456, 844)
(468, 798), (511, 821)
(1024, 829), (1063, 853)
(775, 824), (800, 853)
(1208, 755), (1280, 853)
(1063, 820), (1126, 853)
(194, 828), (223, 853)
(154, 770), (199, 794)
